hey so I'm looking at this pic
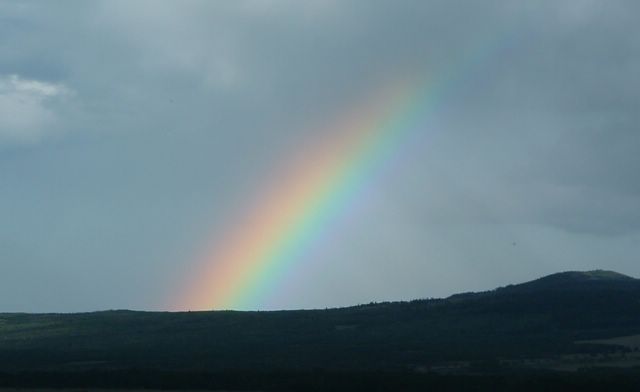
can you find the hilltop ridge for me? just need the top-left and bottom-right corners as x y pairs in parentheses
(494, 269), (638, 294)
(532, 269), (635, 283)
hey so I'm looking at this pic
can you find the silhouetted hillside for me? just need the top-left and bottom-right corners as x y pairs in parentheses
(497, 270), (638, 292)
(1, 270), (640, 389)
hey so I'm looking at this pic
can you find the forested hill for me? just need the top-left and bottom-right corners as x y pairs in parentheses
(1, 270), (640, 373)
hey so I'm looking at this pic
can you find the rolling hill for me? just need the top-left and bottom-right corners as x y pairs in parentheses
(1, 270), (640, 390)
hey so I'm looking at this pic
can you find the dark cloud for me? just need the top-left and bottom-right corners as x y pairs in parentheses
(0, 1), (638, 311)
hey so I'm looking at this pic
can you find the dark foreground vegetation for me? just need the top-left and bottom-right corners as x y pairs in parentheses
(1, 368), (640, 391)
(1, 270), (640, 390)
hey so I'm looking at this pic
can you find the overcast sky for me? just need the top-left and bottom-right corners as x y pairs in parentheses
(1, 0), (639, 312)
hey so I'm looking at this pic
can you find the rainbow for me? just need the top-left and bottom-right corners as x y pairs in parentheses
(167, 23), (519, 311)
(173, 75), (449, 311)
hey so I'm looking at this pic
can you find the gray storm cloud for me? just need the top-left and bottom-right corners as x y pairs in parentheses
(0, 0), (638, 311)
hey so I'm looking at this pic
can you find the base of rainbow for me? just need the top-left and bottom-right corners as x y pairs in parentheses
(171, 77), (442, 311)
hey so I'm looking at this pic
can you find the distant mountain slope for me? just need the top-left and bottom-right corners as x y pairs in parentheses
(496, 270), (638, 292)
(1, 270), (639, 373)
